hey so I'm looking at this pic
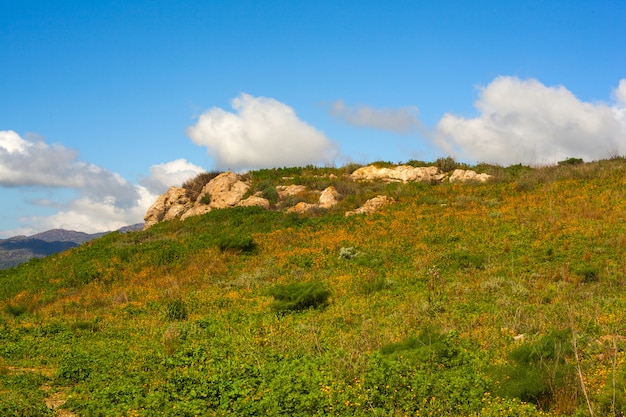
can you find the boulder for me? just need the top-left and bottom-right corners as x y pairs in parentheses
(238, 196), (271, 209)
(180, 204), (212, 220)
(201, 172), (251, 209)
(345, 195), (393, 216)
(276, 184), (307, 198)
(318, 186), (341, 209)
(287, 201), (318, 214)
(350, 165), (444, 183)
(449, 169), (492, 183)
(144, 187), (192, 229)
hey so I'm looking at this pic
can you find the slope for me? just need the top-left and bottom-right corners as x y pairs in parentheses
(1, 159), (625, 416)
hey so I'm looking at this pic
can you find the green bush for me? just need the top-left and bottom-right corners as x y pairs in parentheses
(3, 303), (27, 317)
(435, 156), (459, 172)
(182, 171), (221, 202)
(446, 250), (485, 270)
(558, 157), (584, 166)
(165, 299), (188, 321)
(216, 235), (257, 253)
(498, 329), (577, 408)
(268, 281), (331, 313)
(56, 350), (93, 383)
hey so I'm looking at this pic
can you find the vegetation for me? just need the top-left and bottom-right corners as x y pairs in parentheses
(1, 158), (626, 416)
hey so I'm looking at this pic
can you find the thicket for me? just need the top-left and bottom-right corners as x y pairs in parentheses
(1, 158), (626, 416)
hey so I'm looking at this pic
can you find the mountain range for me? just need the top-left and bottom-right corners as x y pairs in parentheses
(0, 224), (143, 270)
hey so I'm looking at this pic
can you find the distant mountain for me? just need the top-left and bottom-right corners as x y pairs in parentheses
(0, 223), (144, 270)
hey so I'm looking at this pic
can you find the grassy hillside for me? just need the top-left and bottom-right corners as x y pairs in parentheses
(1, 159), (626, 416)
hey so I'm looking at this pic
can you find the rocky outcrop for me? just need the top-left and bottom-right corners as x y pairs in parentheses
(318, 186), (341, 209)
(276, 185), (307, 198)
(144, 187), (192, 229)
(350, 165), (445, 183)
(345, 195), (394, 217)
(201, 172), (250, 209)
(449, 169), (492, 183)
(145, 172), (251, 229)
(143, 165), (492, 228)
(287, 186), (342, 214)
(238, 196), (271, 209)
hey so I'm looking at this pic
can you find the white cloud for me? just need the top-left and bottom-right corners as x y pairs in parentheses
(435, 77), (626, 165)
(0, 131), (201, 235)
(329, 100), (424, 134)
(139, 158), (205, 194)
(186, 93), (338, 170)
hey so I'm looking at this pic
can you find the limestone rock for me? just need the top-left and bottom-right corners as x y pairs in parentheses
(318, 186), (341, 209)
(449, 169), (492, 183)
(345, 195), (393, 216)
(350, 165), (444, 183)
(287, 201), (318, 214)
(276, 184), (307, 198)
(144, 187), (192, 229)
(201, 172), (251, 209)
(238, 196), (271, 209)
(180, 204), (212, 220)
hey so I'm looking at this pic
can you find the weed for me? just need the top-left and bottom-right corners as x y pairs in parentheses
(3, 303), (27, 317)
(216, 235), (257, 253)
(164, 298), (188, 321)
(268, 281), (331, 312)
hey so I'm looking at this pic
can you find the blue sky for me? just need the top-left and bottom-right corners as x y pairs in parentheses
(1, 0), (625, 237)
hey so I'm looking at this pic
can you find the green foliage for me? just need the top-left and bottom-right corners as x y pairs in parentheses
(435, 156), (460, 172)
(498, 329), (577, 408)
(164, 298), (188, 321)
(3, 303), (27, 317)
(558, 157), (584, 166)
(216, 235), (257, 253)
(56, 350), (93, 383)
(255, 180), (279, 204)
(445, 250), (486, 270)
(575, 265), (600, 283)
(199, 193), (211, 205)
(268, 281), (330, 312)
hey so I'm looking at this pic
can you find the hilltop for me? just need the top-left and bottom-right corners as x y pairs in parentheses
(1, 157), (625, 416)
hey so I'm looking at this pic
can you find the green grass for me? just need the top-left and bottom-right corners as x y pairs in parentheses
(1, 158), (626, 416)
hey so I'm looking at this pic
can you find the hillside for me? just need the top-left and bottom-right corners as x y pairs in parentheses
(0, 225), (143, 270)
(1, 158), (626, 416)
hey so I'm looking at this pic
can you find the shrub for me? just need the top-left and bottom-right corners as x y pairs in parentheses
(3, 303), (27, 317)
(165, 299), (188, 321)
(446, 250), (485, 270)
(254, 180), (279, 204)
(182, 171), (221, 202)
(575, 265), (600, 283)
(498, 329), (577, 409)
(558, 157), (584, 166)
(57, 350), (93, 383)
(268, 281), (331, 312)
(435, 156), (459, 172)
(216, 235), (257, 253)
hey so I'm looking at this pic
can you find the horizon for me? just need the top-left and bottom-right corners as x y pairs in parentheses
(1, 0), (625, 238)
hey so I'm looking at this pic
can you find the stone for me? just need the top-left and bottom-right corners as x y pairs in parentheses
(449, 169), (492, 183)
(350, 165), (444, 183)
(318, 186), (341, 209)
(238, 196), (271, 209)
(144, 187), (192, 229)
(287, 201), (318, 214)
(345, 195), (393, 216)
(276, 184), (307, 198)
(201, 172), (250, 209)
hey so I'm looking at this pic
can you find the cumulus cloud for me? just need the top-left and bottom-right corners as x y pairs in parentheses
(435, 77), (626, 165)
(186, 93), (338, 170)
(139, 158), (205, 194)
(329, 100), (424, 134)
(0, 130), (203, 235)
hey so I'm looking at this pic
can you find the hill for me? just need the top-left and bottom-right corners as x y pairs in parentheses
(1, 158), (625, 416)
(0, 225), (144, 270)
